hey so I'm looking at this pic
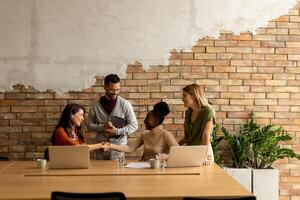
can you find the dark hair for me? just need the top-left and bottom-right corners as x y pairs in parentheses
(104, 74), (120, 85)
(151, 101), (170, 125)
(51, 103), (86, 144)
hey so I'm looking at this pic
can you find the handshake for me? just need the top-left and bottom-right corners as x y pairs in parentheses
(98, 141), (111, 152)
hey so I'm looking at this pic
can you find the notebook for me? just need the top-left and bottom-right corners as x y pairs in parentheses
(48, 145), (90, 169)
(167, 145), (207, 168)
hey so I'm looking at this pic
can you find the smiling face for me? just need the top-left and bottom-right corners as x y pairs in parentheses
(182, 91), (195, 108)
(104, 82), (120, 100)
(144, 112), (159, 130)
(70, 108), (85, 127)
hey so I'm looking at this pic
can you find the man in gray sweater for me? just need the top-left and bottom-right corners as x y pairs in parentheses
(87, 74), (138, 160)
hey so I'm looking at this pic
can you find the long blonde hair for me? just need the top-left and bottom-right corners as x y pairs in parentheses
(183, 83), (210, 108)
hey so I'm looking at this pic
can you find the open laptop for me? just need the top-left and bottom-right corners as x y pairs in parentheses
(48, 145), (90, 169)
(167, 145), (207, 168)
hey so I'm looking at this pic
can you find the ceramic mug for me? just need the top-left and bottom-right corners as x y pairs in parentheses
(149, 159), (160, 169)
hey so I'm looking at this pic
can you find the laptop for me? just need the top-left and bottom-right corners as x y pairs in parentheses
(48, 145), (90, 169)
(166, 145), (207, 168)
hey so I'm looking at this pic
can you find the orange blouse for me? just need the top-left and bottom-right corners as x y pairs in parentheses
(53, 127), (84, 145)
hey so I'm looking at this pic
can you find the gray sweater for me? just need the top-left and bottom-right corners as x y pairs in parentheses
(86, 96), (138, 145)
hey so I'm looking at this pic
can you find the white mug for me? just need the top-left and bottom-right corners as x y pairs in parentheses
(149, 159), (160, 169)
(36, 159), (47, 169)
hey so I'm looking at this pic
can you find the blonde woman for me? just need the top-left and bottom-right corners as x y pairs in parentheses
(179, 83), (215, 165)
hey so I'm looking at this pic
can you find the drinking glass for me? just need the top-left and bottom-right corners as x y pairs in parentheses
(157, 153), (167, 168)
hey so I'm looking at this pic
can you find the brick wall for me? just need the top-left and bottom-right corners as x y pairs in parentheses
(1, 3), (300, 200)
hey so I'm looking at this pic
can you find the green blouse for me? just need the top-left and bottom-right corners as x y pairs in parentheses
(184, 106), (215, 145)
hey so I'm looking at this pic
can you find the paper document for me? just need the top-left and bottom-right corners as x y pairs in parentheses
(125, 162), (150, 169)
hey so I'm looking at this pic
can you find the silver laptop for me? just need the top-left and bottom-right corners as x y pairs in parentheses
(167, 145), (207, 168)
(49, 145), (90, 169)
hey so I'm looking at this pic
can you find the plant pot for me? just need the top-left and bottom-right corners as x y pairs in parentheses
(223, 168), (252, 192)
(252, 169), (279, 200)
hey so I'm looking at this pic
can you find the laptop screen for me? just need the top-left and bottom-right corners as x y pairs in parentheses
(167, 145), (207, 168)
(48, 145), (90, 169)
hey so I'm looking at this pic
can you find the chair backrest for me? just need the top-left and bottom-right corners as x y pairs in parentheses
(0, 156), (9, 161)
(183, 196), (256, 200)
(51, 191), (127, 200)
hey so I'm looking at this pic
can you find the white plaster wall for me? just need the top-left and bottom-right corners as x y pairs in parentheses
(0, 0), (296, 93)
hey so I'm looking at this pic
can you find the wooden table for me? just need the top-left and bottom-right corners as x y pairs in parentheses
(0, 160), (251, 200)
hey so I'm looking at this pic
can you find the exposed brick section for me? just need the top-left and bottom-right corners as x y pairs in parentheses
(0, 3), (300, 200)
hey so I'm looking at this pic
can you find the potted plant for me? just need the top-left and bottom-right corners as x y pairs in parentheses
(211, 124), (224, 166)
(221, 114), (300, 200)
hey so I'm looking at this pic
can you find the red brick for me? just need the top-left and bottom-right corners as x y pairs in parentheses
(274, 74), (295, 80)
(26, 93), (53, 99)
(126, 65), (144, 73)
(0, 100), (20, 106)
(169, 66), (191, 72)
(253, 35), (276, 41)
(0, 107), (10, 112)
(261, 41), (285, 48)
(192, 46), (205, 53)
(275, 87), (299, 93)
(226, 47), (252, 53)
(22, 126), (45, 132)
(230, 99), (254, 105)
(277, 35), (300, 41)
(54, 92), (78, 99)
(244, 80), (265, 85)
(266, 29), (289, 35)
(258, 67), (284, 73)
(215, 41), (237, 47)
(236, 67), (257, 73)
(246, 105), (266, 112)
(158, 73), (180, 79)
(10, 119), (40, 126)
(11, 106), (37, 113)
(133, 72), (157, 79)
(227, 34), (252, 41)
(207, 73), (228, 79)
(161, 86), (182, 92)
(138, 86), (160, 92)
(238, 41), (261, 47)
(251, 86), (273, 92)
(192, 66), (211, 73)
(5, 93), (25, 99)
(147, 79), (170, 85)
(195, 40), (214, 46)
(182, 73), (207, 79)
(255, 99), (277, 105)
(194, 53), (216, 60)
(242, 54), (265, 60)
(44, 100), (68, 105)
(171, 79), (194, 86)
(206, 47), (225, 53)
(229, 73), (251, 79)
(214, 66), (236, 73)
(182, 60), (205, 66)
(279, 99), (300, 106)
(125, 80), (147, 86)
(170, 52), (193, 60)
(150, 93), (173, 99)
(231, 60), (252, 66)
(0, 113), (15, 120)
(269, 106), (290, 112)
(19, 113), (45, 119)
(217, 53), (242, 60)
(37, 106), (60, 112)
(221, 93), (245, 98)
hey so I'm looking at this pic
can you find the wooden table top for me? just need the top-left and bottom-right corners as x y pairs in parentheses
(0, 160), (252, 200)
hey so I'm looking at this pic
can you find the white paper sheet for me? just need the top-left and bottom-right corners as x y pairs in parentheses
(125, 162), (150, 169)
